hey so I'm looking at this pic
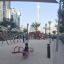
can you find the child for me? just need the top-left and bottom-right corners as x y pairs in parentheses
(23, 43), (29, 56)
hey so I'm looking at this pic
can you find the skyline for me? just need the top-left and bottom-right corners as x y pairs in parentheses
(11, 1), (59, 32)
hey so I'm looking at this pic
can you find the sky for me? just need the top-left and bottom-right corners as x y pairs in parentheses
(11, 1), (59, 32)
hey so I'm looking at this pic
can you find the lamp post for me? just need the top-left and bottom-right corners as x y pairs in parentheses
(43, 23), (47, 38)
(6, 25), (11, 45)
(48, 21), (51, 43)
(8, 25), (11, 38)
(27, 23), (29, 40)
(45, 24), (47, 35)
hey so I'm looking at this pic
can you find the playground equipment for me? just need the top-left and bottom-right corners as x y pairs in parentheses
(12, 45), (34, 58)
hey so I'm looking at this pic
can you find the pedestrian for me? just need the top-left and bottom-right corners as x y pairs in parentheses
(23, 43), (29, 56)
(23, 34), (24, 43)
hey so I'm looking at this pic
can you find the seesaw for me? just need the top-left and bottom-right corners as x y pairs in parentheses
(12, 45), (34, 59)
(12, 45), (34, 54)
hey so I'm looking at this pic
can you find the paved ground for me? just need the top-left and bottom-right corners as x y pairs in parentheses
(51, 39), (64, 64)
(0, 39), (64, 64)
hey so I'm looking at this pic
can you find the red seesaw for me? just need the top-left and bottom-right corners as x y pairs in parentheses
(12, 46), (34, 54)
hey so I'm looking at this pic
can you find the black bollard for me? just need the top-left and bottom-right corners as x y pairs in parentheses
(47, 43), (50, 58)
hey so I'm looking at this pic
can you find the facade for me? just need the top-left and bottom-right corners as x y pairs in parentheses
(11, 8), (21, 28)
(0, 1), (10, 22)
(0, 1), (21, 28)
(0, 1), (3, 22)
(29, 31), (45, 39)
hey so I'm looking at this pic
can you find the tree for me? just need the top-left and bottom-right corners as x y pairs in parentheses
(52, 30), (56, 35)
(10, 22), (17, 30)
(0, 17), (17, 30)
(0, 21), (9, 27)
(59, 1), (64, 33)
(31, 22), (40, 31)
(31, 22), (40, 39)
(23, 28), (27, 33)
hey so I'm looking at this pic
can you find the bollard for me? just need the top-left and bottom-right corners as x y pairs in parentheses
(47, 43), (50, 58)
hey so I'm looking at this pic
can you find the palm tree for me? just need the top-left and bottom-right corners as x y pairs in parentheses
(31, 22), (40, 31)
(52, 30), (56, 35)
(31, 22), (40, 39)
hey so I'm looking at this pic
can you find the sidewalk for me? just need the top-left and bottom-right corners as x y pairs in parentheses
(0, 39), (64, 64)
(0, 39), (52, 64)
(51, 39), (64, 64)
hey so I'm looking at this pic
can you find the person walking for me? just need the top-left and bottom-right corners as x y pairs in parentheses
(23, 34), (25, 43)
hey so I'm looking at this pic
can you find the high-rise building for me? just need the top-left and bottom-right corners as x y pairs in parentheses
(0, 1), (3, 22)
(0, 1), (10, 22)
(11, 8), (21, 28)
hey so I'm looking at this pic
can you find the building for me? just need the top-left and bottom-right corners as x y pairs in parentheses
(29, 31), (45, 39)
(0, 1), (21, 27)
(11, 8), (21, 28)
(0, 1), (10, 22)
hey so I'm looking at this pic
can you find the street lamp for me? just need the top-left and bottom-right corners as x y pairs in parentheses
(45, 24), (47, 35)
(27, 23), (29, 40)
(48, 21), (51, 43)
(43, 23), (47, 36)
